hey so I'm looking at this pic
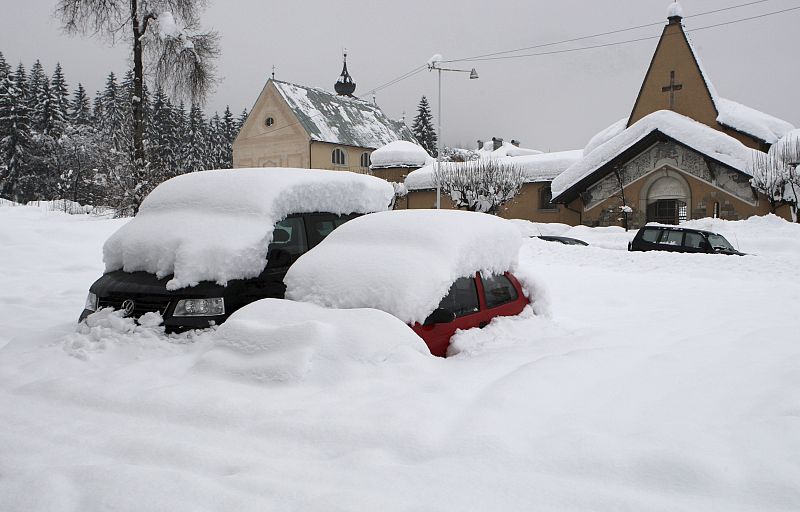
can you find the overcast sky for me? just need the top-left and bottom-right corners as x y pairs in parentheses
(1, 0), (798, 151)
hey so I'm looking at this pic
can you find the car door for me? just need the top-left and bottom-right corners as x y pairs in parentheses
(413, 275), (483, 357)
(681, 230), (708, 253)
(655, 228), (684, 252)
(476, 272), (528, 326)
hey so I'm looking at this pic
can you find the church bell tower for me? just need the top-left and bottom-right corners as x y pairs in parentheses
(334, 52), (357, 97)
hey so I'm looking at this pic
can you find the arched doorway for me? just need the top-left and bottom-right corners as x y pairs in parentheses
(643, 173), (690, 224)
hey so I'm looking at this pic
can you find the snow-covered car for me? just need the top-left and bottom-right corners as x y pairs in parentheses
(536, 235), (589, 246)
(284, 209), (530, 357)
(79, 168), (394, 330)
(628, 225), (745, 255)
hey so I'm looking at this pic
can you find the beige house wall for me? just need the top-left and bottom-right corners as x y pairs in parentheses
(628, 20), (766, 151)
(310, 142), (372, 174)
(233, 82), (311, 168)
(400, 183), (579, 224)
(566, 166), (791, 227)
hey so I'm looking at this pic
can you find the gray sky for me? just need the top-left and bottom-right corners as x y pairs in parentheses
(1, 0), (798, 151)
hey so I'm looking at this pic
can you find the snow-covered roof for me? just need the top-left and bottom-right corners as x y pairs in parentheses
(715, 98), (795, 145)
(103, 168), (394, 290)
(272, 80), (417, 149)
(405, 150), (583, 190)
(552, 110), (762, 200)
(478, 139), (542, 158)
(284, 209), (521, 325)
(681, 27), (794, 144)
(584, 118), (627, 156)
(370, 140), (433, 169)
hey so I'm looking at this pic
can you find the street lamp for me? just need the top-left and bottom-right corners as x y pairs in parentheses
(428, 56), (479, 209)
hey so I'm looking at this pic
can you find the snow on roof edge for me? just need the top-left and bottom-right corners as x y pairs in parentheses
(551, 110), (763, 200)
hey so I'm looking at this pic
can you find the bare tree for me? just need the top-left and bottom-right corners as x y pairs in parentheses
(433, 159), (524, 215)
(55, 1), (219, 171)
(752, 133), (800, 222)
(751, 151), (789, 213)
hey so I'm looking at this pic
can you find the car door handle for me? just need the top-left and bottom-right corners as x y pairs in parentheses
(479, 321), (488, 328)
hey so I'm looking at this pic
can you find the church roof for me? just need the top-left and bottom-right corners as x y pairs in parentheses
(552, 110), (762, 201)
(271, 80), (417, 149)
(681, 31), (795, 144)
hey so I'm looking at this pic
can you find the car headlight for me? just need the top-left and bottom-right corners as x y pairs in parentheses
(85, 292), (98, 311)
(173, 298), (225, 317)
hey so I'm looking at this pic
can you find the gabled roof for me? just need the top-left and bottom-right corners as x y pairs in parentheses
(271, 80), (418, 149)
(552, 110), (762, 202)
(628, 15), (794, 145)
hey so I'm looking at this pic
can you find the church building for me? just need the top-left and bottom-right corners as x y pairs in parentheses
(233, 55), (417, 172)
(549, 2), (795, 226)
(397, 2), (795, 226)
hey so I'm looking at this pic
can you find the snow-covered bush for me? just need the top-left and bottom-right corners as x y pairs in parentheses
(433, 159), (524, 215)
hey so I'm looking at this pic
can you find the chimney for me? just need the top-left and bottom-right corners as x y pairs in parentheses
(477, 140), (483, 150)
(492, 137), (503, 151)
(511, 139), (520, 147)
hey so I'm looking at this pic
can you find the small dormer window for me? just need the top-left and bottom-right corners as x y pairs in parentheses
(360, 152), (370, 168)
(332, 148), (347, 166)
(265, 117), (275, 127)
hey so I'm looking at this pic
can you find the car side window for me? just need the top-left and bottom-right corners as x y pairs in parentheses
(641, 228), (660, 243)
(658, 230), (683, 245)
(268, 216), (308, 255)
(305, 214), (358, 247)
(437, 276), (480, 318)
(683, 231), (705, 249)
(482, 274), (519, 309)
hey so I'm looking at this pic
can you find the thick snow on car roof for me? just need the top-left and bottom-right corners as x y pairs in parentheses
(285, 209), (522, 325)
(103, 168), (394, 290)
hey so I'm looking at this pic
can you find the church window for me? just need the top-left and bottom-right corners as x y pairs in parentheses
(265, 117), (275, 127)
(332, 148), (347, 166)
(713, 202), (720, 218)
(539, 186), (556, 210)
(360, 152), (370, 168)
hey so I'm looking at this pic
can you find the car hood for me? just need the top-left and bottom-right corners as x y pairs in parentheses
(90, 268), (287, 297)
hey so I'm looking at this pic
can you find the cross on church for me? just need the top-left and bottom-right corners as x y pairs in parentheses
(661, 70), (683, 110)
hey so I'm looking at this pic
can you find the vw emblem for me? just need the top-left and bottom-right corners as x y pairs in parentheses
(121, 299), (135, 317)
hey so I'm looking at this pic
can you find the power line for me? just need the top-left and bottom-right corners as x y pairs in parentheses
(361, 0), (783, 97)
(447, 4), (800, 63)
(239, 2), (798, 142)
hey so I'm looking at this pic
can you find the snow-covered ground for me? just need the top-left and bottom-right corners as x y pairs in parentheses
(1, 204), (799, 511)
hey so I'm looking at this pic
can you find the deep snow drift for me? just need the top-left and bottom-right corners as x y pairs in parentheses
(1, 204), (799, 511)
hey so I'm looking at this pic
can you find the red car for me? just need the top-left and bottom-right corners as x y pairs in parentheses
(411, 271), (529, 357)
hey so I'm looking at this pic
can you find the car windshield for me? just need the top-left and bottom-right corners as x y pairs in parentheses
(707, 233), (735, 251)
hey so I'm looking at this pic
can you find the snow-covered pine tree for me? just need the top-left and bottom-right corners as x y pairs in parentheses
(185, 103), (207, 172)
(0, 52), (9, 82)
(0, 66), (32, 200)
(411, 95), (437, 157)
(237, 108), (248, 130)
(100, 72), (128, 153)
(27, 61), (46, 128)
(221, 106), (237, 167)
(70, 83), (91, 125)
(50, 63), (70, 138)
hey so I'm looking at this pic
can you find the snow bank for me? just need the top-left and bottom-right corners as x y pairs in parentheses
(405, 150), (582, 190)
(553, 110), (762, 198)
(103, 168), (393, 290)
(197, 299), (430, 384)
(285, 209), (521, 325)
(370, 140), (432, 168)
